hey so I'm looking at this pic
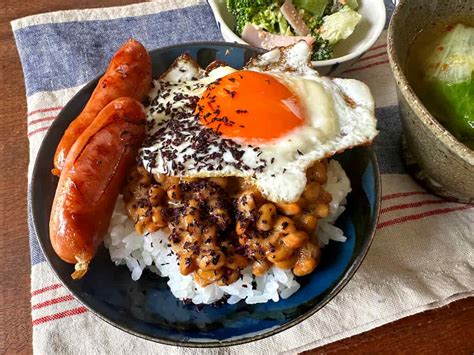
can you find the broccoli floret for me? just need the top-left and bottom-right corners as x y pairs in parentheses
(311, 37), (333, 61)
(226, 0), (288, 35)
(299, 8), (323, 34)
(298, 8), (332, 60)
(250, 3), (291, 35)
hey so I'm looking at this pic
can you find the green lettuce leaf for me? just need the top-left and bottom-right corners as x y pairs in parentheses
(319, 6), (361, 45)
(421, 23), (474, 149)
(293, 0), (328, 17)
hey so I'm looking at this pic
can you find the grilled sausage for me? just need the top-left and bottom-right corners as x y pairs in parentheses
(52, 39), (151, 175)
(49, 97), (146, 279)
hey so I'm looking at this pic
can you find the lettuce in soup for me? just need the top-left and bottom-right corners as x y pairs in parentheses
(407, 23), (474, 149)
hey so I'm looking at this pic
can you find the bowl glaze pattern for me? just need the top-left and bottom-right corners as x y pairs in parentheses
(32, 42), (381, 347)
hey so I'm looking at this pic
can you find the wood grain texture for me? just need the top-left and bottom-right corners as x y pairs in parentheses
(304, 298), (474, 354)
(0, 1), (472, 353)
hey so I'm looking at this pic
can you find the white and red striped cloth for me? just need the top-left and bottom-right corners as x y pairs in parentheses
(12, 1), (473, 354)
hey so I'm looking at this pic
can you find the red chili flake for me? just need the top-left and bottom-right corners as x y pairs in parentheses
(446, 25), (454, 32)
(437, 45), (444, 51)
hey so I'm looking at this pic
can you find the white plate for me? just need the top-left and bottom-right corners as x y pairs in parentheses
(207, 0), (386, 75)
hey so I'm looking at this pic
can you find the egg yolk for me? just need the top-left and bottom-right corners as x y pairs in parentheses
(196, 71), (305, 141)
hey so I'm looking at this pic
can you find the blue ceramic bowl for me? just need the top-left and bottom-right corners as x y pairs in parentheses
(31, 42), (381, 347)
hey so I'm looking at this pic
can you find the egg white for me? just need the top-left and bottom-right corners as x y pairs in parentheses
(141, 42), (377, 203)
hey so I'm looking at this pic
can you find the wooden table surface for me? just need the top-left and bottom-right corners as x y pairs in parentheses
(0, 1), (472, 353)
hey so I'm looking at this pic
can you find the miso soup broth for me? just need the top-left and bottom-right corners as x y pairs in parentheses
(406, 19), (474, 150)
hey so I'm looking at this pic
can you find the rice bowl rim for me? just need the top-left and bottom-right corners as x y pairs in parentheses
(31, 41), (382, 348)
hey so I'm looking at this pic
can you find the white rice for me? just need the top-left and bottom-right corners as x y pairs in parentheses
(104, 160), (351, 305)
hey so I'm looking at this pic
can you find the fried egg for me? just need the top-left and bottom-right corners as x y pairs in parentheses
(141, 41), (377, 203)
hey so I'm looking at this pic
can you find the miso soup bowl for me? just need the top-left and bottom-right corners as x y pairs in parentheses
(387, 0), (474, 203)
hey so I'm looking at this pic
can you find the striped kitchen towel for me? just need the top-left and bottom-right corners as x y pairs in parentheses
(12, 0), (474, 353)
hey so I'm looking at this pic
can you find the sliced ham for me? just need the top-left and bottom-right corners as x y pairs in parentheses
(242, 23), (314, 50)
(280, 0), (310, 36)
